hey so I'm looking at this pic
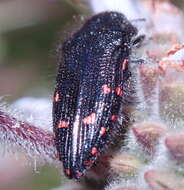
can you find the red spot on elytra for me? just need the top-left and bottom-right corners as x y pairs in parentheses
(102, 84), (111, 94)
(76, 171), (82, 177)
(54, 92), (60, 102)
(58, 120), (69, 128)
(83, 113), (96, 125)
(83, 160), (94, 166)
(65, 169), (71, 176)
(115, 87), (123, 96)
(91, 147), (98, 155)
(122, 59), (128, 70)
(111, 115), (118, 121)
(99, 127), (106, 135)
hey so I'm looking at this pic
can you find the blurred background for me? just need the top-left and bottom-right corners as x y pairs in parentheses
(0, 0), (183, 190)
(0, 0), (89, 102)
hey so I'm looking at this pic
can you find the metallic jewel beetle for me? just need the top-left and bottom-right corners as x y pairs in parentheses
(53, 11), (143, 179)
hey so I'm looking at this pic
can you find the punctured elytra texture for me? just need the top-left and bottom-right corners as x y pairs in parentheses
(53, 11), (139, 179)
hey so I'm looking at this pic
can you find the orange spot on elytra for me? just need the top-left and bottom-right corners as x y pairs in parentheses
(102, 84), (111, 94)
(54, 92), (60, 102)
(99, 127), (106, 136)
(122, 59), (128, 70)
(111, 115), (118, 121)
(115, 87), (123, 96)
(91, 147), (98, 155)
(83, 113), (96, 125)
(65, 169), (71, 176)
(58, 120), (69, 128)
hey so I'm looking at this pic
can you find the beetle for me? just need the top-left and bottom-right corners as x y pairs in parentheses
(53, 11), (144, 179)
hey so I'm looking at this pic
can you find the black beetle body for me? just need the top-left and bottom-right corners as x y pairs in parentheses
(53, 11), (138, 179)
